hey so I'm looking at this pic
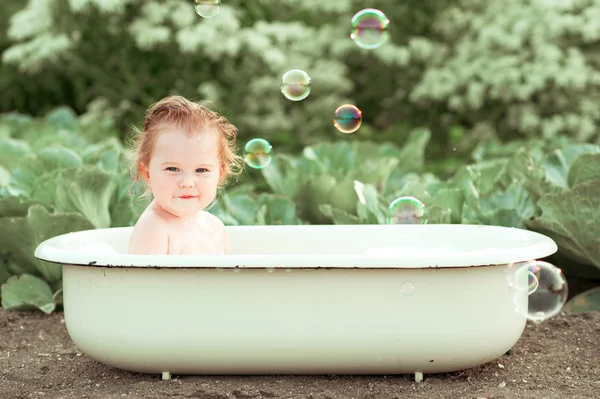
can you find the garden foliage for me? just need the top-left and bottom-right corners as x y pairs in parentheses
(5, 0), (600, 155)
(409, 0), (600, 143)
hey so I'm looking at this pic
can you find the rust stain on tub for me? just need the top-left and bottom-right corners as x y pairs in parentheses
(51, 261), (506, 270)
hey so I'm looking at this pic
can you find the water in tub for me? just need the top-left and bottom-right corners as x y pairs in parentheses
(61, 233), (118, 254)
(364, 243), (503, 257)
(74, 241), (119, 254)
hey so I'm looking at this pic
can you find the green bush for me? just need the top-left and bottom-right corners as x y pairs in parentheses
(4, 0), (600, 157)
(408, 0), (600, 143)
(0, 0), (458, 154)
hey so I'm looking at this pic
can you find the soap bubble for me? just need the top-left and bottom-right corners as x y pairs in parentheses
(281, 69), (311, 101)
(507, 260), (568, 323)
(334, 104), (362, 133)
(387, 196), (426, 224)
(244, 138), (272, 169)
(350, 8), (390, 50)
(195, 0), (220, 18)
(507, 260), (540, 294)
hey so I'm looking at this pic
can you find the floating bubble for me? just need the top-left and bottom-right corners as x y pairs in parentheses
(507, 260), (568, 323)
(334, 104), (362, 133)
(507, 260), (539, 294)
(387, 196), (426, 224)
(194, 0), (221, 18)
(350, 8), (389, 50)
(244, 138), (272, 169)
(280, 69), (311, 101)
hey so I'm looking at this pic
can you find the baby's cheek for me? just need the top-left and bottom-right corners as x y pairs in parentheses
(151, 180), (169, 194)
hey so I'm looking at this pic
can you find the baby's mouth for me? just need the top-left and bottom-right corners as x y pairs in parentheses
(177, 196), (197, 199)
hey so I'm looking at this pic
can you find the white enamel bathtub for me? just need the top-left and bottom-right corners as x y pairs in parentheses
(34, 224), (557, 380)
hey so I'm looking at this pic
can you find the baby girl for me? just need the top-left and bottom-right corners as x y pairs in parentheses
(127, 96), (243, 255)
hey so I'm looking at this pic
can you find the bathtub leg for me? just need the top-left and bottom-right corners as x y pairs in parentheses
(161, 372), (171, 380)
(414, 371), (424, 383)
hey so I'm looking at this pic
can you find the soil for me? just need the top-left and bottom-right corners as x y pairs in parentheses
(0, 309), (599, 399)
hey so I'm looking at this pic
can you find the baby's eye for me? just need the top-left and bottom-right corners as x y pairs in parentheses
(164, 167), (209, 173)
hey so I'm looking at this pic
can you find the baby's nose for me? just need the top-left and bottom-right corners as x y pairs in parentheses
(179, 175), (195, 187)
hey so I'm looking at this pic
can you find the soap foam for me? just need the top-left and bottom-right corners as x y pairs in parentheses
(74, 242), (119, 254)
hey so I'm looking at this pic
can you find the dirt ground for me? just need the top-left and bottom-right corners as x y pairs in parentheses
(0, 309), (599, 399)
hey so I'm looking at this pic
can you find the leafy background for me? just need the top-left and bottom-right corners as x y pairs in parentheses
(1, 0), (599, 314)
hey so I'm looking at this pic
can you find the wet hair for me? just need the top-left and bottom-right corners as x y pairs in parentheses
(124, 95), (244, 204)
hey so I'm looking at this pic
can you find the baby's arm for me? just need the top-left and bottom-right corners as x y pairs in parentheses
(129, 218), (169, 255)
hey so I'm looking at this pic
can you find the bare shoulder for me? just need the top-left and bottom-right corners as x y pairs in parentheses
(134, 206), (172, 230)
(200, 210), (226, 230)
(129, 210), (170, 254)
(200, 211), (231, 254)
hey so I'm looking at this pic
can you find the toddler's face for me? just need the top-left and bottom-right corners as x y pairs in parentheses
(142, 125), (221, 219)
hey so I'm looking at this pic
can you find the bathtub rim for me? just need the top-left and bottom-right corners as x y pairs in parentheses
(34, 224), (558, 269)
